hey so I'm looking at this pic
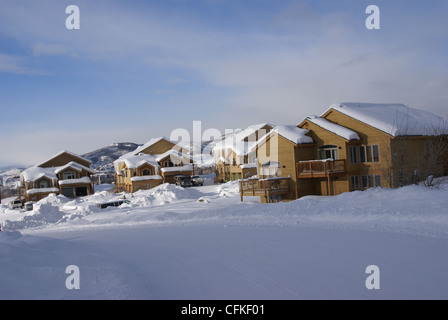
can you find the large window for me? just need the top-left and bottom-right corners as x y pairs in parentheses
(39, 180), (49, 189)
(367, 145), (380, 162)
(63, 170), (77, 180)
(319, 145), (338, 160)
(350, 145), (380, 163)
(351, 176), (360, 190)
(142, 169), (152, 176)
(352, 175), (381, 190)
(349, 146), (358, 164)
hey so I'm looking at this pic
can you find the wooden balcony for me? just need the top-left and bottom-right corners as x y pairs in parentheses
(296, 159), (346, 178)
(239, 177), (291, 202)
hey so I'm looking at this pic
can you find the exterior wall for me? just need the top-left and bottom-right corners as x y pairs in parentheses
(389, 136), (446, 187)
(139, 139), (178, 155)
(256, 133), (316, 202)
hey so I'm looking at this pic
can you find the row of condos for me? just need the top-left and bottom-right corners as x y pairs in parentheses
(16, 138), (194, 202)
(15, 102), (448, 204)
(212, 102), (448, 203)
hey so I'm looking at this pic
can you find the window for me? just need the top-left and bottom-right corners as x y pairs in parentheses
(361, 175), (369, 189)
(366, 145), (380, 162)
(359, 146), (367, 163)
(142, 169), (152, 176)
(351, 145), (380, 163)
(39, 180), (49, 189)
(351, 176), (360, 190)
(164, 160), (174, 168)
(370, 175), (382, 187)
(63, 170), (77, 180)
(319, 145), (338, 160)
(350, 146), (358, 164)
(262, 161), (281, 178)
(372, 145), (380, 162)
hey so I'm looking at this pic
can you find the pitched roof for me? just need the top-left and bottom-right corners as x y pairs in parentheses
(305, 116), (360, 141)
(251, 125), (313, 152)
(212, 123), (273, 156)
(324, 103), (448, 137)
(37, 150), (92, 168)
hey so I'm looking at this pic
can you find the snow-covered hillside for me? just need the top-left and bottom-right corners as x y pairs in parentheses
(81, 142), (140, 173)
(1, 180), (448, 300)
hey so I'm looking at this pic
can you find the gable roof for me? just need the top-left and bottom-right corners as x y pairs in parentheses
(323, 103), (448, 137)
(37, 150), (92, 168)
(212, 123), (273, 156)
(114, 137), (191, 174)
(21, 166), (58, 183)
(252, 125), (313, 152)
(304, 116), (360, 141)
(54, 161), (95, 175)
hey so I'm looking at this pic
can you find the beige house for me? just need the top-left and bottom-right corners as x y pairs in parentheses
(18, 150), (95, 202)
(240, 103), (448, 203)
(113, 137), (193, 193)
(213, 123), (273, 182)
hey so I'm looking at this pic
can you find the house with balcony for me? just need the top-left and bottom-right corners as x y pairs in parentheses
(240, 103), (448, 203)
(113, 137), (193, 193)
(18, 150), (95, 202)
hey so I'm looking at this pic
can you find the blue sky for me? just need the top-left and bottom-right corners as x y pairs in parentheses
(1, 0), (447, 168)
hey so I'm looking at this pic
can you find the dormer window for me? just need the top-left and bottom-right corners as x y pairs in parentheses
(63, 170), (77, 180)
(39, 180), (49, 188)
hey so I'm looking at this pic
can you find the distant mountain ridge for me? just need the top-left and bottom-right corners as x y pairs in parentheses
(81, 142), (141, 174)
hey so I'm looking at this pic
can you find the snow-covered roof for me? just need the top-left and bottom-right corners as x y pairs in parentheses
(271, 125), (314, 145)
(114, 137), (191, 174)
(26, 187), (60, 195)
(120, 137), (165, 159)
(21, 160), (95, 185)
(306, 116), (360, 141)
(123, 154), (160, 170)
(54, 161), (95, 175)
(21, 166), (58, 183)
(58, 177), (92, 186)
(155, 149), (191, 163)
(160, 164), (193, 173)
(325, 103), (448, 137)
(250, 125), (313, 152)
(130, 175), (163, 182)
(212, 123), (273, 156)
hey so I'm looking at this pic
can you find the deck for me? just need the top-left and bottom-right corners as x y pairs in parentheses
(296, 159), (346, 178)
(239, 177), (291, 202)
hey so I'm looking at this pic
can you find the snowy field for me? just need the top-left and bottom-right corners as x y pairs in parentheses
(1, 179), (448, 300)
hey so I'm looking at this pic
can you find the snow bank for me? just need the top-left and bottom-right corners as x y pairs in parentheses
(130, 183), (200, 207)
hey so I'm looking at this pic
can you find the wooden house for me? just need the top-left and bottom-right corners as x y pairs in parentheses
(113, 137), (193, 193)
(18, 150), (95, 202)
(240, 103), (448, 203)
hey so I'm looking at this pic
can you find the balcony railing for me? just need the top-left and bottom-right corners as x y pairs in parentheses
(239, 177), (290, 201)
(296, 159), (346, 178)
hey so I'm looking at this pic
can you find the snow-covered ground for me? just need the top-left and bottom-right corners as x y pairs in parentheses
(1, 179), (448, 300)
